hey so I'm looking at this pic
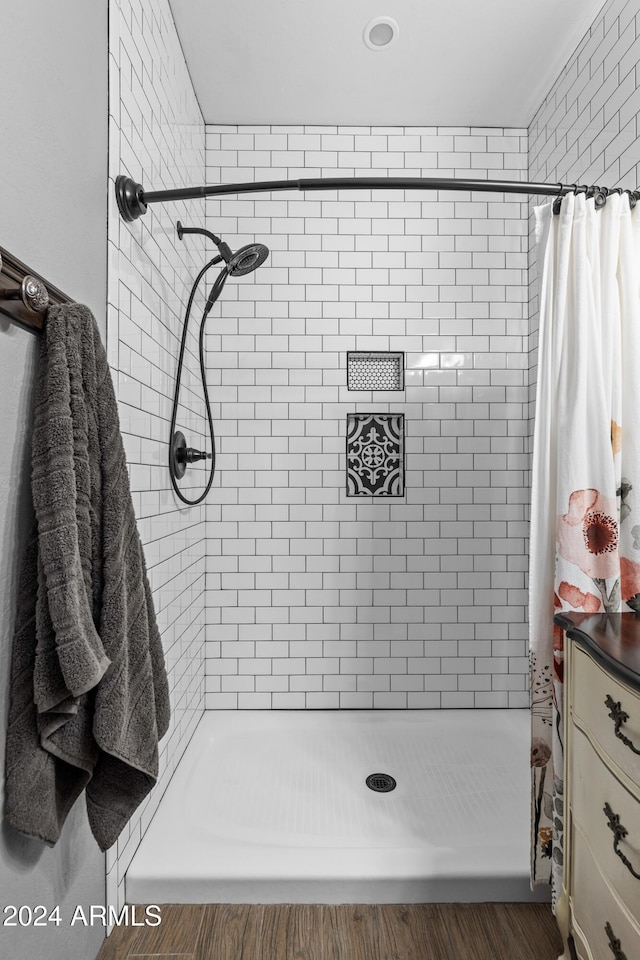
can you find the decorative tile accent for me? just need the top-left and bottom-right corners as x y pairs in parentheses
(346, 414), (404, 497)
(347, 352), (404, 391)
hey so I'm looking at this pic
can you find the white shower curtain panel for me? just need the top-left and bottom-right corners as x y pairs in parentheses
(529, 192), (640, 898)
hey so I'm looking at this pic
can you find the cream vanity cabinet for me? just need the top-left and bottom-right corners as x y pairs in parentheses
(555, 612), (640, 960)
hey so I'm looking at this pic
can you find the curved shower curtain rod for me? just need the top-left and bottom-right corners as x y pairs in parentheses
(115, 174), (640, 223)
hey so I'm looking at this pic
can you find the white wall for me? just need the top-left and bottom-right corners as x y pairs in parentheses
(0, 3), (107, 960)
(203, 126), (531, 709)
(106, 0), (207, 913)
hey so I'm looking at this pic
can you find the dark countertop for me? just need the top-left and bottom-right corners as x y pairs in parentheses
(554, 612), (640, 691)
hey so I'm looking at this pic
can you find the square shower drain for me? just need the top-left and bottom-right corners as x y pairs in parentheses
(346, 413), (405, 496)
(347, 352), (404, 391)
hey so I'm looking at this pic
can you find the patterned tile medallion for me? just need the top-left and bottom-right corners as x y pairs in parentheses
(346, 414), (405, 496)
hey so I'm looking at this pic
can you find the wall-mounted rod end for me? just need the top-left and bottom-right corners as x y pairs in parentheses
(115, 175), (147, 222)
(0, 252), (49, 313)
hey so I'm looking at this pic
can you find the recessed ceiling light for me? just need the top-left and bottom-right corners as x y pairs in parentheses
(363, 16), (399, 51)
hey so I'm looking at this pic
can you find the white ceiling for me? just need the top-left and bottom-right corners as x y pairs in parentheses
(169, 0), (607, 128)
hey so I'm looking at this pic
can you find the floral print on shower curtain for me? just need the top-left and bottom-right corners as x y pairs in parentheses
(529, 192), (640, 900)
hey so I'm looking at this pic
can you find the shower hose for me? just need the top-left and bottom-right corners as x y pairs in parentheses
(168, 258), (228, 505)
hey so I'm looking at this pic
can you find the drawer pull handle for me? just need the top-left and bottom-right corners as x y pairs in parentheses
(604, 803), (640, 880)
(605, 694), (640, 755)
(605, 921), (628, 960)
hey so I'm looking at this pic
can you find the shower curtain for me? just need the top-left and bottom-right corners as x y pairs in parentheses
(529, 191), (640, 899)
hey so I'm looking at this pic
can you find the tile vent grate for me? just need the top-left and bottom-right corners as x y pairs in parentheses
(347, 352), (404, 391)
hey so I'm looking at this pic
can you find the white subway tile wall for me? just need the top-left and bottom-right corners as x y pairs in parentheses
(107, 0), (207, 912)
(528, 0), (640, 424)
(203, 125), (532, 711)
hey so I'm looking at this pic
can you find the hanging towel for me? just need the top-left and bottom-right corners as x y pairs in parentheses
(5, 303), (170, 850)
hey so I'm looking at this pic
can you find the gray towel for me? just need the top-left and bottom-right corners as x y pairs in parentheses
(5, 303), (170, 850)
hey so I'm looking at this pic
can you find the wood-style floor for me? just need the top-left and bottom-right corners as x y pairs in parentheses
(96, 902), (562, 960)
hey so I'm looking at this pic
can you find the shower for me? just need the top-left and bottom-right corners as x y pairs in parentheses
(168, 222), (269, 505)
(178, 220), (269, 276)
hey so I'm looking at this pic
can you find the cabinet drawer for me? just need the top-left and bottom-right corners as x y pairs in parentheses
(572, 645), (640, 790)
(572, 825), (640, 960)
(571, 724), (640, 924)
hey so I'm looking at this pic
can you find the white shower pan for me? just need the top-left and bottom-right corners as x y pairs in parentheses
(126, 709), (549, 904)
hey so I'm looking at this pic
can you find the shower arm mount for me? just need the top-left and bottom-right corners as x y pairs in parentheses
(116, 175), (640, 223)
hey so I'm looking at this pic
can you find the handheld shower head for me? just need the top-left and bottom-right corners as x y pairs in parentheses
(177, 222), (269, 276)
(227, 243), (269, 276)
(169, 225), (271, 506)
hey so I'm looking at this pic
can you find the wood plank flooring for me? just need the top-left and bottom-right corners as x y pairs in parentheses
(96, 902), (562, 960)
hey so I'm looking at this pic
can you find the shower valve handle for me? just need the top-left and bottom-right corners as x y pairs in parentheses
(170, 430), (212, 482)
(180, 447), (212, 464)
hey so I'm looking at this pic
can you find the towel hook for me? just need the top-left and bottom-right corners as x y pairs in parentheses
(0, 252), (49, 314)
